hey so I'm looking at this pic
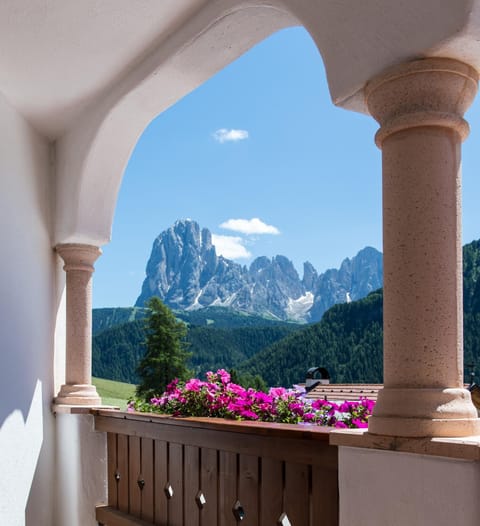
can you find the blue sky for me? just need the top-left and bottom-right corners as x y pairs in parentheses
(93, 27), (480, 308)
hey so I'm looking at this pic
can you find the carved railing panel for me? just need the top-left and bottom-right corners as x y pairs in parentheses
(94, 411), (339, 526)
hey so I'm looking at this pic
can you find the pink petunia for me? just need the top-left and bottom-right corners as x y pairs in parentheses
(240, 409), (259, 420)
(185, 378), (204, 392)
(269, 387), (287, 398)
(217, 369), (231, 384)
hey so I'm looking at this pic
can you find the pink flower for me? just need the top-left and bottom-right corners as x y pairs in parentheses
(240, 410), (259, 420)
(339, 401), (355, 412)
(227, 383), (246, 396)
(351, 418), (368, 428)
(359, 398), (376, 411)
(269, 387), (287, 398)
(288, 402), (305, 416)
(217, 369), (231, 384)
(311, 399), (330, 410)
(185, 378), (204, 392)
(254, 392), (273, 404)
(166, 378), (179, 393)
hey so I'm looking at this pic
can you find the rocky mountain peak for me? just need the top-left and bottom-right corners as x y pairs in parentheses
(302, 261), (318, 291)
(136, 220), (383, 322)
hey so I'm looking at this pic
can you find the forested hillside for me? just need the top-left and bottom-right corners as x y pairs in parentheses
(93, 320), (145, 382)
(188, 325), (298, 375)
(92, 319), (299, 384)
(93, 307), (147, 335)
(239, 290), (383, 386)
(463, 239), (480, 375)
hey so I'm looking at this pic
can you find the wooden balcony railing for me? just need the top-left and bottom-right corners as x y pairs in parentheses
(94, 409), (338, 526)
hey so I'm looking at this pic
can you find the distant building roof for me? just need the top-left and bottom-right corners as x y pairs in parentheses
(306, 383), (480, 406)
(305, 384), (383, 402)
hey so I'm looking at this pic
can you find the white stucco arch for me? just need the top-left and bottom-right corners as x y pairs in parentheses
(54, 0), (480, 248)
(55, 2), (298, 247)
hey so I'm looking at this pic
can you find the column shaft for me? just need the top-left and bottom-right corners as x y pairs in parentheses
(382, 127), (462, 389)
(65, 265), (94, 385)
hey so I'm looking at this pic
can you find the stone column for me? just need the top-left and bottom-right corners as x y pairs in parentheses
(55, 244), (102, 405)
(366, 58), (480, 437)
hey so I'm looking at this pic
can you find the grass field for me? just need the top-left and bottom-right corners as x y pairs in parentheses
(92, 377), (137, 409)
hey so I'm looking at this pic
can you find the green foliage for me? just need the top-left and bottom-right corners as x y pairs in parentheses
(463, 239), (480, 382)
(136, 297), (191, 401)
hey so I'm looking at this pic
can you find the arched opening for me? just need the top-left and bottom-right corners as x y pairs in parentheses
(90, 26), (382, 392)
(52, 2), (475, 444)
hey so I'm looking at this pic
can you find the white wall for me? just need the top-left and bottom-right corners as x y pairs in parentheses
(55, 414), (107, 526)
(339, 446), (480, 526)
(0, 91), (56, 526)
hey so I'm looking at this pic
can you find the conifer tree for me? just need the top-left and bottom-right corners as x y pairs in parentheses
(136, 297), (191, 400)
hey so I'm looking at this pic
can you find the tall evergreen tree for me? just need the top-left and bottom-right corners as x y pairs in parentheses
(136, 297), (191, 400)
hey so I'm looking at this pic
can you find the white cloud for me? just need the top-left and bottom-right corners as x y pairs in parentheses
(212, 128), (249, 143)
(220, 217), (280, 235)
(212, 235), (252, 260)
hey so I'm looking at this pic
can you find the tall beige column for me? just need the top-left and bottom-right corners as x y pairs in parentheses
(366, 58), (480, 437)
(55, 243), (102, 405)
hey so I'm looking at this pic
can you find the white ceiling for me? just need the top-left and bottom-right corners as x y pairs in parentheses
(3, 0), (480, 141)
(0, 0), (204, 137)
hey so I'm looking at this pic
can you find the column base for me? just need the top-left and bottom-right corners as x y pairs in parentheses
(54, 384), (102, 406)
(368, 387), (480, 437)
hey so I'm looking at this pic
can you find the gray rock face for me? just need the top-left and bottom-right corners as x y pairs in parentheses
(135, 220), (383, 322)
(308, 247), (383, 321)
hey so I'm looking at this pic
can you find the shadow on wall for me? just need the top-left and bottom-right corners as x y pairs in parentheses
(0, 381), (44, 522)
(0, 91), (60, 524)
(0, 91), (56, 425)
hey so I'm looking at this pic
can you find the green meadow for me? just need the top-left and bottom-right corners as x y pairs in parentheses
(92, 377), (136, 409)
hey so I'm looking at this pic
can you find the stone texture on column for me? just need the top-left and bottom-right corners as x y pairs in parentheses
(55, 243), (102, 405)
(366, 58), (480, 437)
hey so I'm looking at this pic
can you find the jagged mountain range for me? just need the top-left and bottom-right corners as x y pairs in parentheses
(135, 219), (383, 322)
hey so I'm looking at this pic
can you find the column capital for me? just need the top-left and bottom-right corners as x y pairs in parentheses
(55, 243), (102, 272)
(366, 58), (478, 147)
